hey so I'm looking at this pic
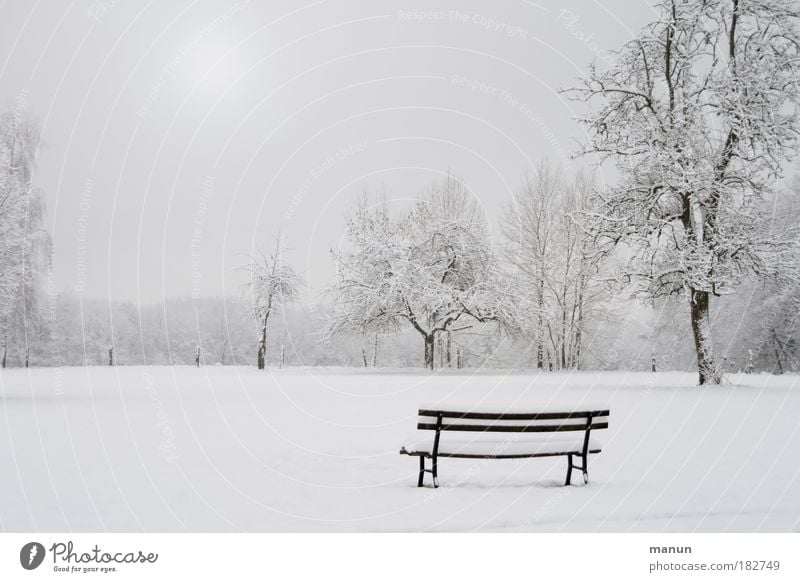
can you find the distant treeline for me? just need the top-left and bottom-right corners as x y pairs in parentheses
(1, 289), (795, 373)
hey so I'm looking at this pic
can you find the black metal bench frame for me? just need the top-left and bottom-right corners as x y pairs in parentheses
(400, 409), (610, 488)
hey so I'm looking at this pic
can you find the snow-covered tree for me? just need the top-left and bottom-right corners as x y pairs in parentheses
(502, 162), (609, 370)
(569, 0), (800, 384)
(327, 175), (516, 369)
(0, 109), (48, 362)
(244, 236), (302, 369)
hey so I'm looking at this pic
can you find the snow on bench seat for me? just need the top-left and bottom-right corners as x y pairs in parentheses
(400, 434), (602, 459)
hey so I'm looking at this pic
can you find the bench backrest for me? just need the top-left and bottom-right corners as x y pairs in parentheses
(416, 409), (610, 433)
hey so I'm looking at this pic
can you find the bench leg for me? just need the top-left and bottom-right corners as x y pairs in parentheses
(432, 455), (439, 489)
(565, 454), (573, 486)
(582, 454), (589, 484)
(417, 456), (426, 487)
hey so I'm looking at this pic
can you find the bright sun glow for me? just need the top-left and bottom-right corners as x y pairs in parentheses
(182, 37), (247, 98)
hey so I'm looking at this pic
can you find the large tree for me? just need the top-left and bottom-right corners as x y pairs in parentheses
(0, 109), (48, 365)
(328, 175), (516, 369)
(570, 0), (800, 384)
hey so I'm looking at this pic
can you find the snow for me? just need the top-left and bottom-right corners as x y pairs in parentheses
(0, 366), (798, 532)
(400, 434), (603, 458)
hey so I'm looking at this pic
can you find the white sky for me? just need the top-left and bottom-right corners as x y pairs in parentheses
(0, 0), (657, 303)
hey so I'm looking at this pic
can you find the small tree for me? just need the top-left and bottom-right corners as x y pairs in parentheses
(244, 236), (302, 369)
(569, 0), (800, 384)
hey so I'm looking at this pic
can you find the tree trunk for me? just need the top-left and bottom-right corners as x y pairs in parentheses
(573, 277), (585, 370)
(258, 315), (268, 370)
(771, 330), (784, 374)
(689, 289), (720, 385)
(423, 334), (435, 370)
(445, 331), (452, 368)
(536, 280), (544, 370)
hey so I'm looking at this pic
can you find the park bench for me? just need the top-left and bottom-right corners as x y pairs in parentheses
(400, 408), (609, 488)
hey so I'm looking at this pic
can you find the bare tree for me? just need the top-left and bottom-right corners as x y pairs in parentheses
(244, 236), (302, 369)
(327, 175), (517, 369)
(502, 162), (607, 370)
(568, 0), (800, 384)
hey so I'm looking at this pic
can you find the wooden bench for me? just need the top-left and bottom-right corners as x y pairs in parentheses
(400, 408), (610, 488)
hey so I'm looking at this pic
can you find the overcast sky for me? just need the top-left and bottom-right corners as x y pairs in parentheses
(0, 0), (657, 304)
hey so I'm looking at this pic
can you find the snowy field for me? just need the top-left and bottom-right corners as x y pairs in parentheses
(0, 366), (798, 532)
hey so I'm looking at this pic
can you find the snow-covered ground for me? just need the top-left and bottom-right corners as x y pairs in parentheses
(0, 366), (798, 532)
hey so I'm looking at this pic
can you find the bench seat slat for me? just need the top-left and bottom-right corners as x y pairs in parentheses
(400, 435), (603, 458)
(407, 449), (602, 459)
(417, 422), (609, 433)
(428, 449), (600, 459)
(418, 409), (609, 421)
